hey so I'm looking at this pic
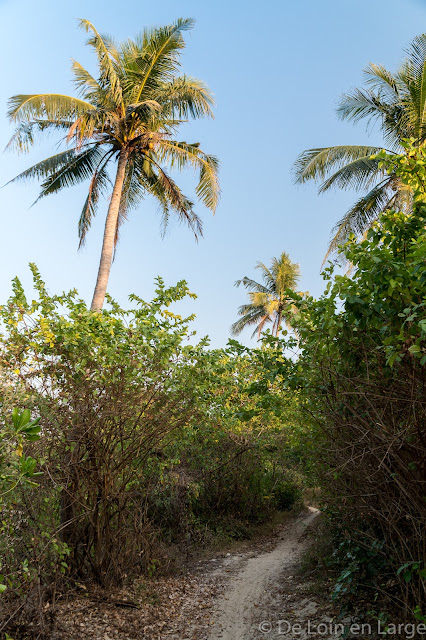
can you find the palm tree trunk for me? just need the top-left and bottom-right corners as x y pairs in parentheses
(275, 307), (283, 337)
(91, 149), (129, 311)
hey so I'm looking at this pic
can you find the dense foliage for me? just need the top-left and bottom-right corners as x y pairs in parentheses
(2, 15), (426, 639)
(0, 410), (41, 595)
(0, 269), (301, 637)
(256, 145), (426, 622)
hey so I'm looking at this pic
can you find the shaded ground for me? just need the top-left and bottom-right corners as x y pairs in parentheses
(54, 507), (341, 640)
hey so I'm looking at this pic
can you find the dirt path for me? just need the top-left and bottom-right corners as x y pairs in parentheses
(56, 507), (335, 640)
(207, 507), (320, 640)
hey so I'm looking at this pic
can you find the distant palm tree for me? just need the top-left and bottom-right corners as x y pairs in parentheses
(7, 18), (219, 310)
(293, 33), (426, 260)
(231, 252), (301, 339)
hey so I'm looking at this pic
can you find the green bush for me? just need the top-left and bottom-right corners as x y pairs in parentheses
(289, 145), (425, 620)
(0, 409), (42, 595)
(272, 480), (301, 511)
(247, 143), (426, 621)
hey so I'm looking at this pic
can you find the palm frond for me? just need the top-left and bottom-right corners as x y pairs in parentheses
(363, 63), (400, 99)
(36, 145), (106, 201)
(231, 307), (270, 337)
(120, 154), (202, 239)
(154, 163), (201, 239)
(7, 145), (106, 205)
(78, 152), (113, 247)
(337, 88), (405, 146)
(6, 147), (90, 184)
(256, 314), (272, 338)
(66, 108), (121, 146)
(337, 88), (395, 125)
(125, 99), (162, 120)
(249, 291), (276, 311)
(78, 19), (122, 105)
(6, 120), (73, 154)
(324, 178), (396, 261)
(127, 18), (195, 106)
(7, 94), (94, 123)
(71, 59), (102, 98)
(234, 276), (269, 294)
(293, 145), (383, 184)
(318, 155), (384, 192)
(158, 140), (220, 211)
(254, 262), (276, 293)
(404, 33), (426, 80)
(399, 35), (426, 138)
(156, 75), (214, 119)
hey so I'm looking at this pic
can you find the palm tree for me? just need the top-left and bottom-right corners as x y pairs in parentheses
(231, 252), (301, 339)
(293, 33), (426, 259)
(7, 18), (219, 310)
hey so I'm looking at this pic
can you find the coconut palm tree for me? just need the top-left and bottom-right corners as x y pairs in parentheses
(231, 252), (301, 339)
(293, 33), (426, 260)
(7, 18), (219, 310)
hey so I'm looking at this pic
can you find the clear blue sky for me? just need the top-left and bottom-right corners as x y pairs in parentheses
(0, 0), (425, 347)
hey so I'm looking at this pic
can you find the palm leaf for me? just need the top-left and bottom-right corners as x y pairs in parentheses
(254, 262), (276, 293)
(337, 88), (396, 125)
(156, 75), (214, 119)
(318, 155), (384, 192)
(234, 276), (269, 294)
(127, 18), (195, 106)
(78, 19), (122, 106)
(7, 148), (89, 185)
(78, 152), (113, 247)
(159, 140), (220, 211)
(124, 99), (162, 120)
(71, 59), (102, 99)
(324, 178), (396, 261)
(7, 94), (94, 123)
(293, 145), (383, 184)
(7, 145), (106, 203)
(142, 155), (202, 238)
(363, 63), (401, 99)
(6, 119), (74, 154)
(231, 307), (270, 337)
(337, 88), (405, 147)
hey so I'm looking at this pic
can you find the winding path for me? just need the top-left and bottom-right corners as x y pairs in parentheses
(207, 507), (320, 640)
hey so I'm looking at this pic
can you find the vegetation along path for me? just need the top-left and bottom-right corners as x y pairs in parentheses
(54, 507), (336, 640)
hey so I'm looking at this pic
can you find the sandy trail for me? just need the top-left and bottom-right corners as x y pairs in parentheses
(207, 507), (320, 640)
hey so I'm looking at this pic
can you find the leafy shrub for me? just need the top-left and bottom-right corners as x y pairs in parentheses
(145, 344), (304, 542)
(288, 146), (426, 620)
(0, 409), (42, 594)
(0, 268), (304, 585)
(272, 480), (301, 511)
(250, 144), (426, 621)
(0, 268), (307, 637)
(0, 271), (214, 586)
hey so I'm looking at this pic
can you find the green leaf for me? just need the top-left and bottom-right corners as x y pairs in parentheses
(408, 344), (421, 354)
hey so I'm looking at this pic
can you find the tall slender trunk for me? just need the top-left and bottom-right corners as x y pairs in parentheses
(91, 148), (129, 311)
(275, 307), (283, 337)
